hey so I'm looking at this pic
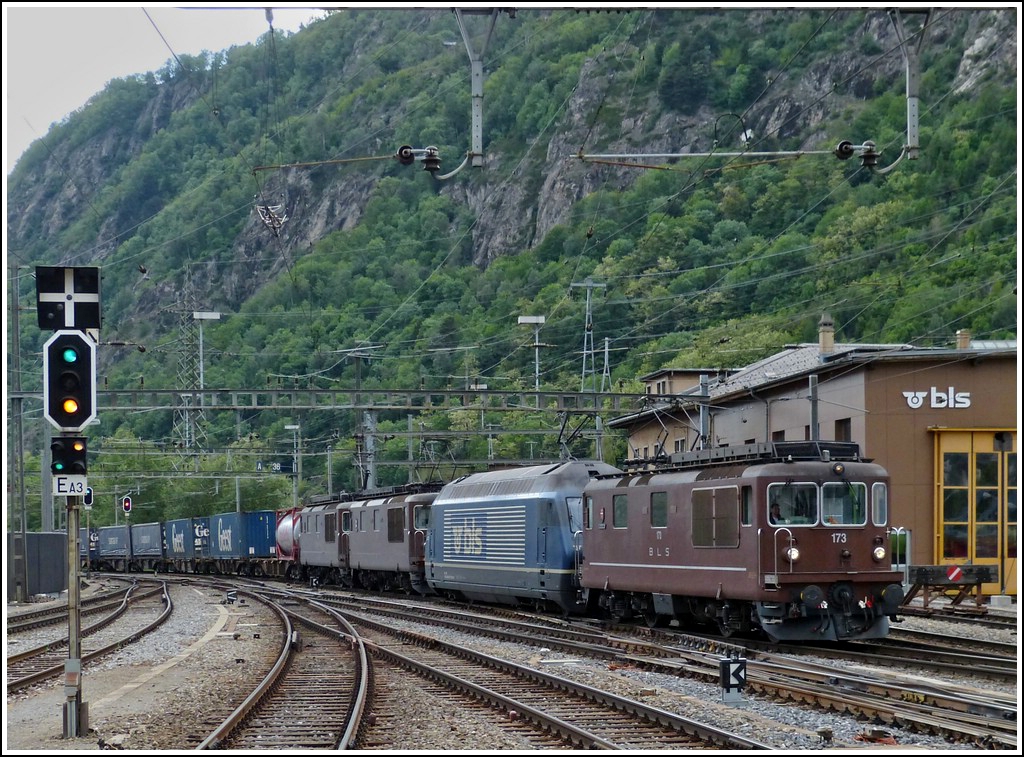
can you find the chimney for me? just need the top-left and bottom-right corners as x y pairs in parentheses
(818, 313), (835, 358)
(956, 329), (971, 350)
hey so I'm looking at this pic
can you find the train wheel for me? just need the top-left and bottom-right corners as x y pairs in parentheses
(717, 620), (735, 638)
(643, 610), (667, 628)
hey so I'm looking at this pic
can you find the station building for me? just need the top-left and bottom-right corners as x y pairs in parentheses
(608, 316), (1018, 596)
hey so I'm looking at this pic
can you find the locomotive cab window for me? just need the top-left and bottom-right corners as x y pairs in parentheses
(567, 496), (584, 533)
(414, 505), (430, 530)
(341, 510), (352, 534)
(767, 483), (818, 525)
(822, 482), (867, 525)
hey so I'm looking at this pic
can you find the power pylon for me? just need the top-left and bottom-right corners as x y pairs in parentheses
(571, 277), (606, 392)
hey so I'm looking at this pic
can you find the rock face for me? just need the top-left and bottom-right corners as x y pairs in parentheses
(7, 9), (1016, 314)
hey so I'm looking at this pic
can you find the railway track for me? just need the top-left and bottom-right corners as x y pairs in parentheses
(347, 609), (770, 750)
(196, 591), (364, 750)
(6, 582), (134, 634)
(203, 584), (768, 749)
(307, 590), (1017, 750)
(6, 581), (169, 694)
(8, 575), (1013, 751)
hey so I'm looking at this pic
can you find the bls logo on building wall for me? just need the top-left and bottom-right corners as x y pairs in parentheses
(903, 387), (972, 409)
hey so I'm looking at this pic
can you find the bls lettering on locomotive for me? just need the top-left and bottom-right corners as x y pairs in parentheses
(452, 518), (484, 555)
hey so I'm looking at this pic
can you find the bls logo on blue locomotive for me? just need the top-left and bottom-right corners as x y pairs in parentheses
(451, 518), (484, 555)
(442, 505), (527, 565)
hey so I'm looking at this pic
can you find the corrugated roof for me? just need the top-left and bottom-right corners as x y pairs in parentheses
(610, 340), (1016, 427)
(705, 343), (909, 399)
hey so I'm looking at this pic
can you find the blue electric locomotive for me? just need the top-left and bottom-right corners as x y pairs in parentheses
(424, 459), (621, 614)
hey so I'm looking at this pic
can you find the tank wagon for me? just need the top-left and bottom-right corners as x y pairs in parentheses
(579, 441), (905, 641)
(424, 460), (621, 615)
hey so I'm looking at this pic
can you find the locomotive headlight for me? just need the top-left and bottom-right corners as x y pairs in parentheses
(872, 545), (887, 562)
(784, 546), (800, 562)
(831, 462), (845, 476)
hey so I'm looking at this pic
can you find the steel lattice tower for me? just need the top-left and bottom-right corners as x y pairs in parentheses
(171, 267), (206, 465)
(571, 277), (606, 392)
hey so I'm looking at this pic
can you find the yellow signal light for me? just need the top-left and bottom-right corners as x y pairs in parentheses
(62, 398), (80, 414)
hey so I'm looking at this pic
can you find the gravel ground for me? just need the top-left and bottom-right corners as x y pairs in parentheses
(5, 581), (1017, 752)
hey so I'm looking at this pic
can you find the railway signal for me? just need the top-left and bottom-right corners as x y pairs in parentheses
(43, 329), (97, 432)
(122, 495), (133, 515)
(51, 436), (88, 475)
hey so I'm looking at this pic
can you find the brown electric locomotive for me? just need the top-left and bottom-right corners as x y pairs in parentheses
(578, 441), (905, 641)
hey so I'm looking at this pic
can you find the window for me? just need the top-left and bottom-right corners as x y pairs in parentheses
(821, 482), (867, 525)
(413, 505), (430, 530)
(942, 451), (970, 558)
(567, 496), (584, 533)
(387, 507), (405, 543)
(584, 495), (594, 529)
(872, 482), (888, 525)
(613, 494), (628, 528)
(341, 511), (352, 534)
(767, 483), (818, 525)
(834, 418), (852, 442)
(741, 486), (752, 526)
(650, 491), (667, 528)
(325, 512), (337, 543)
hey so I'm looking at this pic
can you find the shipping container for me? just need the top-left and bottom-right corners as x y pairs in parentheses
(209, 510), (277, 560)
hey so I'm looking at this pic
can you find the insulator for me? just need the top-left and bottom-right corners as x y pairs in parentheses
(834, 140), (855, 160)
(396, 145), (415, 165)
(423, 146), (441, 172)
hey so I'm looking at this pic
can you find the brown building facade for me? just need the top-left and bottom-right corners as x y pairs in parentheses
(610, 325), (1017, 596)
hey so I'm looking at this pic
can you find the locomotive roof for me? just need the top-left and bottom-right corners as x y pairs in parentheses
(615, 440), (869, 476)
(437, 459), (621, 500)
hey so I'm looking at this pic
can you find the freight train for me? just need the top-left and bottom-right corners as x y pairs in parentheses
(80, 441), (905, 641)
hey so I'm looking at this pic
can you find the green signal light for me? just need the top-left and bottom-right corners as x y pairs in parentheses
(61, 347), (79, 363)
(54, 461), (65, 471)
